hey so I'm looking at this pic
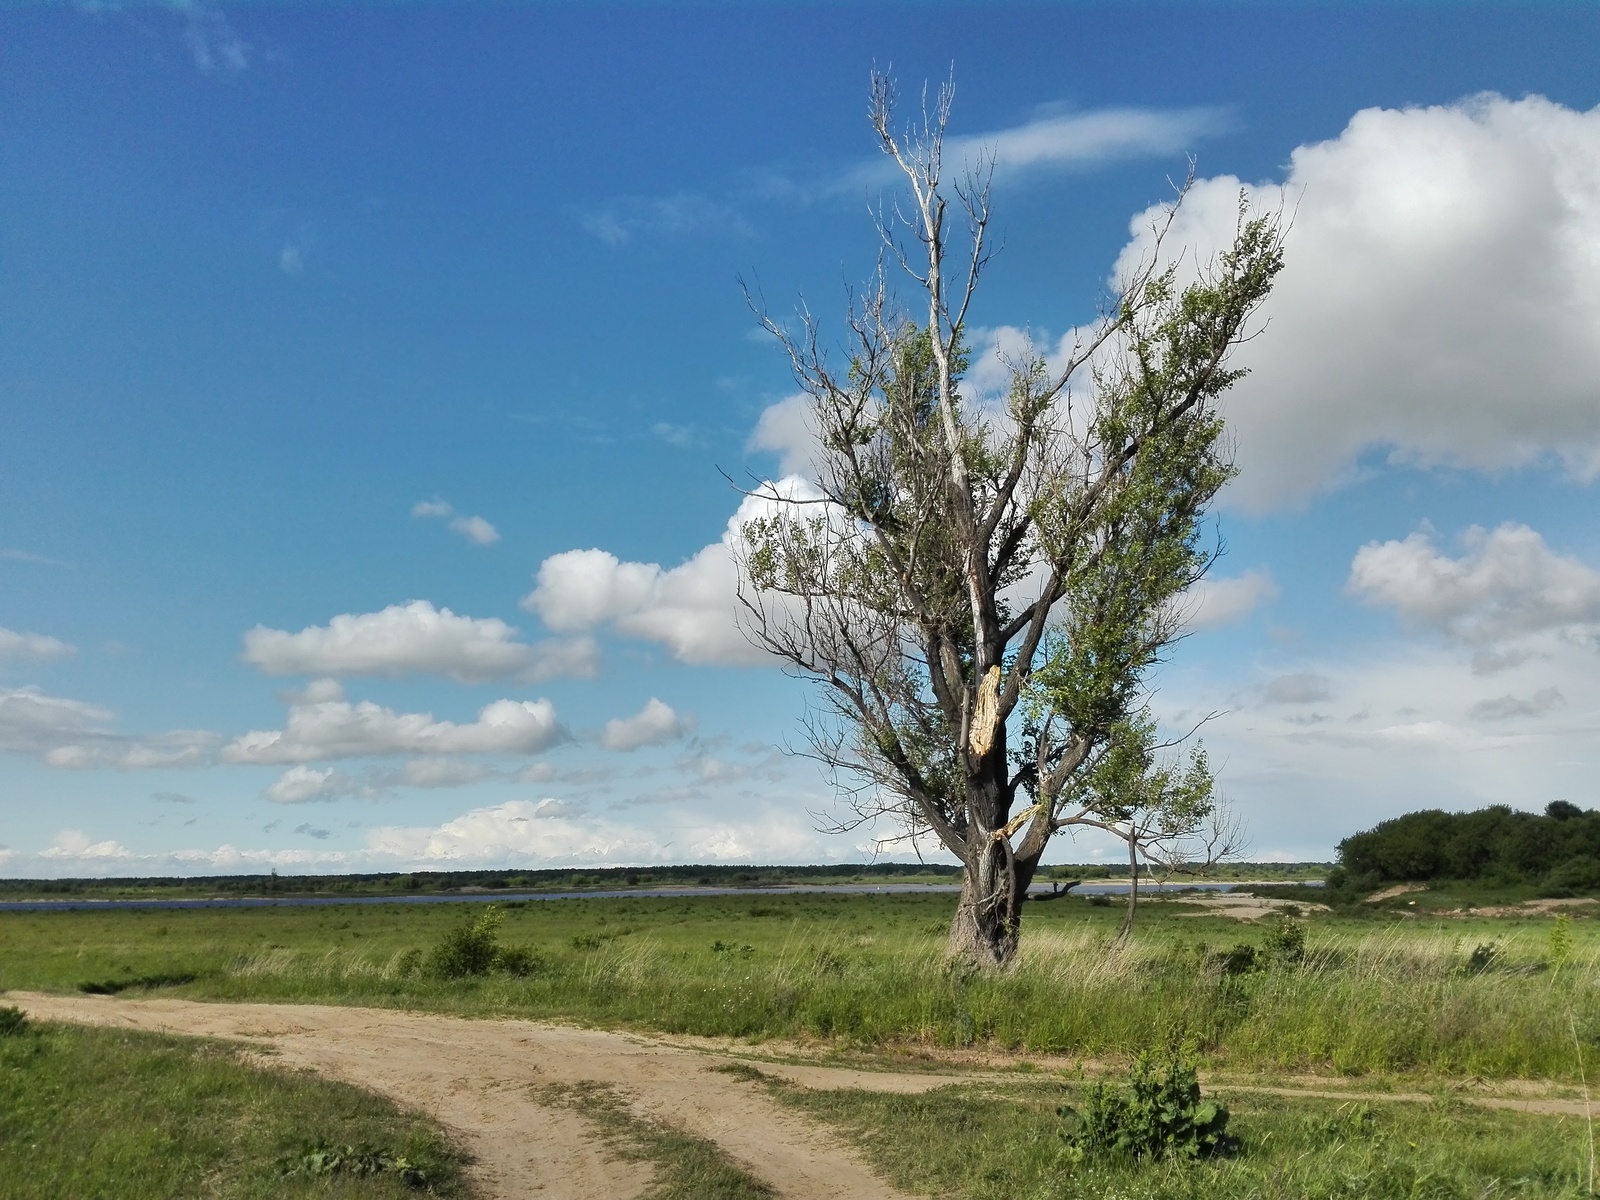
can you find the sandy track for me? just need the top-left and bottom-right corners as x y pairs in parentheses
(11, 992), (1585, 1198)
(7, 993), (911, 1200)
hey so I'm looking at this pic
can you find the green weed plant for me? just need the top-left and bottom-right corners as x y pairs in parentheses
(1066, 1047), (1233, 1161)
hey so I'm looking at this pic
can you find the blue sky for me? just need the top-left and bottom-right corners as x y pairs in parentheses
(5, 2), (1600, 875)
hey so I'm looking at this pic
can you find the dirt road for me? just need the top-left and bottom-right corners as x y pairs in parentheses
(10, 991), (1588, 1198)
(8, 992), (914, 1200)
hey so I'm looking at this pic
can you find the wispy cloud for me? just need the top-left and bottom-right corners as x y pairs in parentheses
(829, 104), (1234, 196)
(173, 0), (248, 75)
(580, 102), (1228, 248)
(0, 627), (76, 663)
(651, 422), (700, 449)
(410, 498), (501, 545)
(0, 548), (70, 568)
(581, 192), (755, 246)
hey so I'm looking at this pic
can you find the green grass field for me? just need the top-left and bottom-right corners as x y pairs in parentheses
(0, 1016), (470, 1199)
(5, 888), (1598, 1199)
(772, 1077), (1596, 1199)
(3, 890), (1596, 1079)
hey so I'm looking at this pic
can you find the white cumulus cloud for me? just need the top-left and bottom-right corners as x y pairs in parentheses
(601, 698), (694, 751)
(411, 499), (501, 545)
(1156, 635), (1600, 859)
(1348, 523), (1600, 669)
(367, 799), (669, 864)
(0, 687), (217, 769)
(1113, 93), (1600, 511)
(40, 830), (133, 861)
(222, 694), (565, 765)
(393, 758), (498, 789)
(1184, 569), (1279, 630)
(0, 627), (75, 663)
(262, 757), (499, 804)
(523, 480), (819, 666)
(264, 765), (358, 805)
(364, 798), (835, 867)
(242, 600), (596, 684)
(747, 393), (815, 476)
(450, 515), (500, 545)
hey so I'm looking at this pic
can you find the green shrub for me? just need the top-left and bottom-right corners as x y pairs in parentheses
(427, 905), (507, 978)
(493, 944), (545, 977)
(0, 1006), (28, 1037)
(422, 906), (541, 978)
(1543, 856), (1600, 897)
(1263, 916), (1307, 966)
(1065, 1047), (1233, 1161)
(1217, 943), (1260, 976)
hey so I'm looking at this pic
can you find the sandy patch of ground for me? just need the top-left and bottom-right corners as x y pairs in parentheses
(1365, 883), (1430, 903)
(1166, 894), (1330, 920)
(1443, 897), (1600, 918)
(7, 992), (910, 1200)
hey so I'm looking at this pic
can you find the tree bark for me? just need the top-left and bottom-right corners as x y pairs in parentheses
(945, 753), (1043, 966)
(945, 847), (1020, 968)
(1117, 836), (1140, 944)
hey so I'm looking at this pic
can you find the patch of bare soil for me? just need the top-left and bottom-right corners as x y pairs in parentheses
(1169, 894), (1330, 921)
(1365, 883), (1430, 903)
(7, 993), (911, 1200)
(1441, 897), (1600, 918)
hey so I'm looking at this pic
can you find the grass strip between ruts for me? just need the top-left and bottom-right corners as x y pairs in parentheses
(536, 1079), (774, 1199)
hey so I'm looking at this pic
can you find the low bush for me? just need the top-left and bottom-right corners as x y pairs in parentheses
(0, 1006), (28, 1037)
(1262, 916), (1306, 966)
(1065, 1047), (1234, 1161)
(426, 905), (540, 979)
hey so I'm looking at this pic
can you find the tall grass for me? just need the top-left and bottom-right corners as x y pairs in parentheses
(203, 916), (1600, 1079)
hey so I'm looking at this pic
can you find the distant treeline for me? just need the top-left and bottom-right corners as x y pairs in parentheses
(0, 862), (959, 897)
(0, 859), (1328, 898)
(1336, 802), (1600, 894)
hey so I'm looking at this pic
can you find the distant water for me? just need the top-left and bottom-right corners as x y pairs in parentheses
(0, 879), (1318, 913)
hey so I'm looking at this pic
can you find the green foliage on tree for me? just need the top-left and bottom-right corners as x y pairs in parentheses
(1335, 801), (1600, 895)
(740, 73), (1283, 966)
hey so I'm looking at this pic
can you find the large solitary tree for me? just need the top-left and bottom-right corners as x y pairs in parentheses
(739, 76), (1283, 968)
